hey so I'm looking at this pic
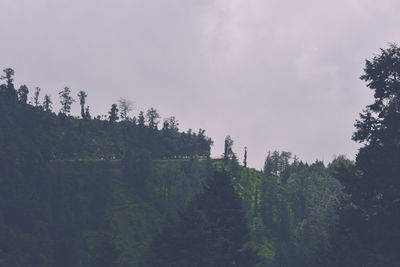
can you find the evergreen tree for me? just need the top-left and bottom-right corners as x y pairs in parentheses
(147, 169), (258, 267)
(77, 90), (88, 119)
(243, 146), (248, 168)
(146, 107), (160, 129)
(59, 87), (75, 115)
(108, 104), (119, 123)
(43, 94), (52, 112)
(88, 234), (120, 267)
(0, 68), (17, 99)
(138, 111), (145, 127)
(118, 98), (134, 121)
(17, 84), (29, 103)
(162, 116), (179, 132)
(224, 135), (234, 161)
(33, 87), (41, 107)
(1, 68), (14, 86)
(85, 106), (91, 119)
(324, 43), (400, 266)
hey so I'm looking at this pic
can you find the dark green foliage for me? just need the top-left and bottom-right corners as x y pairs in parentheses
(147, 169), (258, 267)
(108, 103), (119, 122)
(88, 234), (120, 267)
(85, 105), (91, 119)
(224, 135), (234, 161)
(146, 107), (160, 129)
(0, 68), (348, 266)
(0, 68), (17, 100)
(319, 43), (400, 266)
(77, 90), (88, 119)
(243, 146), (247, 168)
(17, 84), (29, 103)
(33, 86), (41, 107)
(231, 152), (342, 267)
(43, 94), (52, 112)
(118, 98), (134, 121)
(59, 86), (75, 115)
(0, 72), (214, 266)
(1, 68), (14, 85)
(122, 150), (153, 198)
(138, 111), (145, 127)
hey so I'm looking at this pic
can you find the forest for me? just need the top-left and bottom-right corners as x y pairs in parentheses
(1, 44), (400, 266)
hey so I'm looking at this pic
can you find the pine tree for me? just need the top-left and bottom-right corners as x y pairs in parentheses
(322, 43), (400, 266)
(77, 90), (88, 119)
(59, 87), (75, 115)
(108, 104), (119, 123)
(17, 85), (29, 103)
(147, 169), (258, 267)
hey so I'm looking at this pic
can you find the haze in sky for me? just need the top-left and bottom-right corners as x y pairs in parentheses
(2, 0), (400, 168)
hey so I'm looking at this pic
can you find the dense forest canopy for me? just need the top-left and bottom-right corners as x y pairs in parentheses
(0, 43), (400, 266)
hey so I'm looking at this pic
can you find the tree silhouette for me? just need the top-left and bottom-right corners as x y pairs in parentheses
(43, 94), (52, 112)
(243, 146), (248, 168)
(59, 87), (75, 115)
(108, 104), (119, 123)
(77, 90), (88, 119)
(1, 68), (16, 99)
(118, 98), (134, 121)
(224, 135), (234, 161)
(33, 87), (41, 107)
(138, 111), (145, 127)
(325, 43), (400, 266)
(17, 85), (29, 103)
(146, 107), (160, 129)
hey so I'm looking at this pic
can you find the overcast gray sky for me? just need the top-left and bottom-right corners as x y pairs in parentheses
(2, 0), (400, 168)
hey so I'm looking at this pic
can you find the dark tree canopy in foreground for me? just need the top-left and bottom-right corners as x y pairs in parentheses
(318, 43), (400, 266)
(147, 169), (258, 267)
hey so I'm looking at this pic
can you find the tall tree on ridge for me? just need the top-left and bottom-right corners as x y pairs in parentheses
(118, 98), (134, 121)
(85, 106), (91, 119)
(224, 135), (234, 161)
(43, 94), (52, 112)
(244, 146), (248, 168)
(17, 85), (29, 103)
(138, 111), (145, 127)
(77, 90), (88, 119)
(108, 104), (119, 123)
(1, 68), (17, 99)
(59, 87), (75, 115)
(33, 87), (41, 107)
(146, 107), (160, 129)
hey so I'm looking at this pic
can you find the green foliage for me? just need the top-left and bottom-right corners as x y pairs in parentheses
(108, 103), (119, 122)
(43, 94), (52, 112)
(147, 170), (258, 267)
(59, 86), (75, 115)
(77, 90), (88, 119)
(0, 69), (346, 266)
(222, 152), (342, 267)
(33, 86), (41, 107)
(118, 98), (134, 121)
(17, 84), (29, 103)
(224, 135), (234, 161)
(146, 107), (160, 129)
(319, 43), (400, 266)
(88, 233), (120, 267)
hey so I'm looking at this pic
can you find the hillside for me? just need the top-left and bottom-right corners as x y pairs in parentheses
(0, 73), (343, 266)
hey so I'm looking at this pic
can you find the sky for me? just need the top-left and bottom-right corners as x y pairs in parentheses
(2, 0), (400, 169)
